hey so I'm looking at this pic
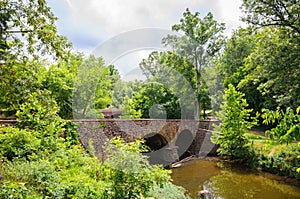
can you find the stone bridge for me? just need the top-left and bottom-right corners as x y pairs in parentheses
(74, 118), (220, 166)
(0, 118), (220, 166)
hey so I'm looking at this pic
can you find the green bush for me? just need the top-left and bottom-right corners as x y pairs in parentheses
(101, 137), (172, 198)
(262, 106), (300, 144)
(16, 90), (79, 145)
(0, 182), (37, 199)
(212, 84), (257, 161)
(16, 90), (60, 132)
(0, 126), (40, 160)
(149, 182), (190, 199)
(2, 146), (106, 198)
(0, 135), (188, 199)
(255, 106), (300, 178)
(253, 146), (300, 179)
(1, 91), (187, 198)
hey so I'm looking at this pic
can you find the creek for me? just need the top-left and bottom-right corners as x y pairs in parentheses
(171, 158), (300, 199)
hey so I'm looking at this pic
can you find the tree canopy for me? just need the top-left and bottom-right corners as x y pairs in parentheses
(242, 0), (300, 34)
(0, 0), (71, 61)
(163, 8), (225, 118)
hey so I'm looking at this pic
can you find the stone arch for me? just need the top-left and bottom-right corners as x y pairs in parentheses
(175, 129), (194, 159)
(143, 132), (168, 151)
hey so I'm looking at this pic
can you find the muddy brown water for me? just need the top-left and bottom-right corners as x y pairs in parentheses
(171, 158), (300, 199)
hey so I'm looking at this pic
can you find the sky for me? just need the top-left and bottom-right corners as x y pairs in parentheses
(47, 0), (245, 79)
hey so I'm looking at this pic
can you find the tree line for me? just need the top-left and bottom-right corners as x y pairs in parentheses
(0, 0), (299, 197)
(1, 0), (299, 121)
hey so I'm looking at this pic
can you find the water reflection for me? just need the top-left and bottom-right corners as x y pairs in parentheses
(171, 158), (300, 199)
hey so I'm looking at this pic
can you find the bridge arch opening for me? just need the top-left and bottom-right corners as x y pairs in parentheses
(175, 129), (194, 159)
(143, 133), (168, 151)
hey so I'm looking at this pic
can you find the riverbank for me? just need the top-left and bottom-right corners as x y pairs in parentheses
(171, 157), (300, 199)
(246, 131), (300, 179)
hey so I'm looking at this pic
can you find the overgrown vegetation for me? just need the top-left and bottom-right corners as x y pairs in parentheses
(213, 91), (300, 179)
(254, 106), (300, 178)
(210, 0), (300, 180)
(212, 84), (300, 179)
(252, 140), (300, 179)
(0, 97), (189, 198)
(1, 0), (300, 195)
(212, 84), (257, 161)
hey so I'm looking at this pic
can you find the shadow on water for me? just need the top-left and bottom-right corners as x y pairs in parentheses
(171, 158), (300, 199)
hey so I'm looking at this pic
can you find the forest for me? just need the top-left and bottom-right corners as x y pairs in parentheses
(0, 0), (299, 198)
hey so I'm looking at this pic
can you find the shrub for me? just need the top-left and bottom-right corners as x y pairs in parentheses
(260, 106), (300, 177)
(0, 126), (40, 160)
(212, 84), (257, 161)
(101, 137), (172, 198)
(0, 182), (36, 199)
(253, 145), (300, 179)
(16, 90), (79, 145)
(2, 146), (106, 199)
(1, 135), (188, 199)
(148, 182), (190, 199)
(262, 106), (300, 144)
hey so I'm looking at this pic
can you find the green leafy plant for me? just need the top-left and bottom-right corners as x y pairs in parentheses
(260, 106), (300, 174)
(1, 145), (106, 199)
(262, 106), (300, 144)
(130, 82), (180, 119)
(16, 90), (79, 145)
(148, 182), (190, 199)
(212, 84), (257, 161)
(0, 126), (40, 161)
(0, 134), (187, 199)
(101, 137), (172, 198)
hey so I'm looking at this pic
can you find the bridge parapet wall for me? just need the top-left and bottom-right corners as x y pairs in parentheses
(0, 118), (220, 164)
(74, 119), (219, 159)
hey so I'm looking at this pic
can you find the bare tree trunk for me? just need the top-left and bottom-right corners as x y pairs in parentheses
(194, 47), (201, 120)
(195, 101), (199, 120)
(196, 69), (201, 120)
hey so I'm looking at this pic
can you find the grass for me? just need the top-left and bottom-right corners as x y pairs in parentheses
(246, 131), (299, 156)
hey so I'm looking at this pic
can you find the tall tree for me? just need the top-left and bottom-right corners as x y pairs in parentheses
(240, 0), (300, 110)
(163, 8), (225, 119)
(130, 82), (181, 119)
(241, 0), (300, 34)
(216, 27), (267, 113)
(112, 80), (141, 109)
(0, 0), (71, 61)
(240, 27), (300, 110)
(94, 65), (120, 110)
(0, 0), (72, 116)
(72, 56), (118, 118)
(140, 51), (198, 119)
(0, 59), (45, 116)
(41, 54), (81, 118)
(212, 84), (256, 161)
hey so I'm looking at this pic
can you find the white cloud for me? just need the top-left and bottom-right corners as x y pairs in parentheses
(60, 0), (244, 42)
(113, 50), (154, 79)
(49, 0), (245, 78)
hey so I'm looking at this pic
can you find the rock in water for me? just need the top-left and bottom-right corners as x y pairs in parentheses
(197, 190), (210, 198)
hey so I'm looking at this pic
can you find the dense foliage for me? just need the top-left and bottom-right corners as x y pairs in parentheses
(73, 55), (120, 118)
(1, 0), (300, 194)
(130, 82), (181, 119)
(0, 0), (71, 60)
(241, 0), (300, 34)
(138, 51), (199, 119)
(212, 84), (257, 161)
(0, 95), (188, 198)
(213, 1), (300, 178)
(262, 106), (300, 144)
(163, 9), (225, 118)
(0, 1), (190, 198)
